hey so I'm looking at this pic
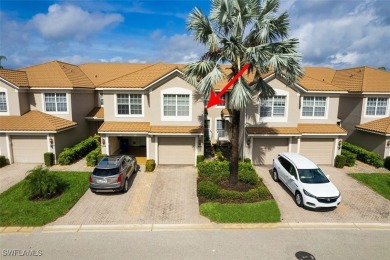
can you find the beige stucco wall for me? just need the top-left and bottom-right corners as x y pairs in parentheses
(348, 130), (386, 158)
(29, 90), (73, 121)
(298, 95), (340, 124)
(246, 78), (300, 127)
(0, 133), (10, 163)
(360, 95), (390, 124)
(0, 81), (21, 116)
(338, 96), (363, 137)
(18, 91), (30, 115)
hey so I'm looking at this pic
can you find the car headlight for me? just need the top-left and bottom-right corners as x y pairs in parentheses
(303, 189), (317, 198)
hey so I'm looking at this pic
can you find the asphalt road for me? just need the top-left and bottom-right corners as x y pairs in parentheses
(1, 229), (389, 260)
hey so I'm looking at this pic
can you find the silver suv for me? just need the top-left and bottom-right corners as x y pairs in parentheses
(272, 153), (341, 209)
(89, 155), (138, 193)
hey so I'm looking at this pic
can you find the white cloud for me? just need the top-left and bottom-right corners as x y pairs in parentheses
(30, 4), (123, 41)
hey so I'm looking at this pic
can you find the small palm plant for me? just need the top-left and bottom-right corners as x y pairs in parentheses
(185, 0), (303, 187)
(24, 165), (67, 200)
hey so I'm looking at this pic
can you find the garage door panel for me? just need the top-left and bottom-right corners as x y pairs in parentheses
(159, 137), (195, 165)
(300, 138), (334, 164)
(12, 135), (47, 163)
(252, 138), (289, 165)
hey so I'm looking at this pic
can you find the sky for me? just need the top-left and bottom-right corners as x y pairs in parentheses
(0, 0), (389, 70)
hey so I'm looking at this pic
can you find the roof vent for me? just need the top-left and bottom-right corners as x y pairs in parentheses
(95, 75), (98, 78)
(322, 79), (325, 81)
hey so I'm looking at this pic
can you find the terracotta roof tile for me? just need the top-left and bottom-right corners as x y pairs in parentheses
(246, 127), (301, 135)
(304, 67), (336, 83)
(221, 108), (232, 116)
(297, 124), (347, 134)
(99, 122), (150, 133)
(86, 107), (104, 119)
(98, 63), (184, 88)
(356, 117), (390, 135)
(19, 61), (94, 88)
(150, 126), (203, 134)
(298, 75), (345, 92)
(0, 110), (77, 132)
(0, 69), (29, 87)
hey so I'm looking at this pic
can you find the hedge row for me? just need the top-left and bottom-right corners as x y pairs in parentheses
(342, 142), (383, 168)
(0, 155), (7, 168)
(341, 149), (357, 167)
(86, 145), (102, 167)
(58, 136), (99, 165)
(197, 180), (271, 203)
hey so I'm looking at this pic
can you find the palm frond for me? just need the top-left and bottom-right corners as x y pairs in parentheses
(229, 77), (252, 110)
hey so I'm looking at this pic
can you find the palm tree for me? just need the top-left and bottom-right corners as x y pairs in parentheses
(185, 0), (303, 187)
(0, 55), (6, 69)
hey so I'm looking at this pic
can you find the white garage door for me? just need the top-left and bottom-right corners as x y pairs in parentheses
(12, 135), (47, 163)
(252, 138), (289, 165)
(158, 137), (195, 165)
(300, 138), (335, 164)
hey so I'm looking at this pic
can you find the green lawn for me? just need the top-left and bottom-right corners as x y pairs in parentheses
(200, 200), (281, 223)
(0, 171), (90, 226)
(349, 173), (390, 201)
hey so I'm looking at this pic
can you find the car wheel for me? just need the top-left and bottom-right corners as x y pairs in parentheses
(295, 191), (303, 207)
(272, 169), (279, 182)
(122, 178), (129, 193)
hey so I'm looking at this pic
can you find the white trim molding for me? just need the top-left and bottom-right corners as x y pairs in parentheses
(161, 87), (192, 122)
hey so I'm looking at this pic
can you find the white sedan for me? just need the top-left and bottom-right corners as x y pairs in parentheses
(272, 153), (341, 209)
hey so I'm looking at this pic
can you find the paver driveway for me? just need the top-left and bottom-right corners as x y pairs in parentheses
(50, 165), (209, 225)
(256, 165), (390, 223)
(0, 163), (38, 194)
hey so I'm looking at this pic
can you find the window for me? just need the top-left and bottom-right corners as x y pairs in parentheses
(260, 95), (286, 117)
(163, 94), (189, 117)
(216, 92), (226, 107)
(366, 97), (387, 116)
(302, 96), (326, 117)
(216, 119), (225, 137)
(44, 93), (67, 112)
(99, 93), (104, 107)
(117, 94), (142, 116)
(0, 92), (7, 112)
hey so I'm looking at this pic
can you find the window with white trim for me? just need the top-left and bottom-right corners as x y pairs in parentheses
(0, 92), (7, 112)
(260, 95), (286, 117)
(302, 96), (326, 117)
(44, 93), (67, 112)
(216, 119), (225, 137)
(366, 97), (387, 116)
(117, 94), (142, 115)
(163, 94), (190, 117)
(216, 92), (226, 107)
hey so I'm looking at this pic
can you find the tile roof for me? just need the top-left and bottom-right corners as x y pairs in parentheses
(246, 127), (301, 135)
(304, 67), (336, 83)
(99, 122), (151, 133)
(0, 69), (29, 87)
(331, 66), (390, 92)
(247, 124), (346, 135)
(86, 107), (104, 119)
(297, 124), (347, 134)
(150, 126), (203, 134)
(356, 117), (390, 135)
(19, 61), (94, 88)
(298, 74), (346, 92)
(97, 63), (184, 88)
(0, 110), (77, 132)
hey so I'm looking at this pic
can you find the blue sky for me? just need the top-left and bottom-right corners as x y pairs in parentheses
(1, 0), (389, 70)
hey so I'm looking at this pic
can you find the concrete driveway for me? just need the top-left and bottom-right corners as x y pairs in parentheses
(50, 165), (210, 225)
(256, 165), (390, 223)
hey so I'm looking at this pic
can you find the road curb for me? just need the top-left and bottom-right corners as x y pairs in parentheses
(1, 222), (390, 234)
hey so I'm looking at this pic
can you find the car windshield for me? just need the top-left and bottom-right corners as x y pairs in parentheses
(93, 168), (119, 177)
(298, 168), (329, 184)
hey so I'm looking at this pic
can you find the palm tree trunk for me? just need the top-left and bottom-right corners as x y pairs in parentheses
(229, 108), (240, 187)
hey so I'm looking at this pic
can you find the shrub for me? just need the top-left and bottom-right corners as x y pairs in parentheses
(86, 145), (101, 166)
(244, 157), (251, 164)
(238, 162), (260, 185)
(215, 150), (225, 161)
(334, 155), (346, 168)
(0, 155), (7, 167)
(341, 149), (357, 167)
(197, 181), (220, 199)
(384, 157), (390, 171)
(197, 155), (205, 165)
(145, 159), (156, 172)
(44, 152), (54, 166)
(24, 165), (67, 200)
(342, 142), (383, 168)
(197, 160), (229, 182)
(58, 136), (99, 165)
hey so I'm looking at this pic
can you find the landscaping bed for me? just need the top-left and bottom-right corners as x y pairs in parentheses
(197, 160), (280, 223)
(0, 171), (90, 226)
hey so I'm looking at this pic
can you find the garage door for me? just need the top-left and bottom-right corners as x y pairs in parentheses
(300, 138), (335, 164)
(158, 137), (195, 165)
(252, 138), (289, 165)
(12, 135), (47, 163)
